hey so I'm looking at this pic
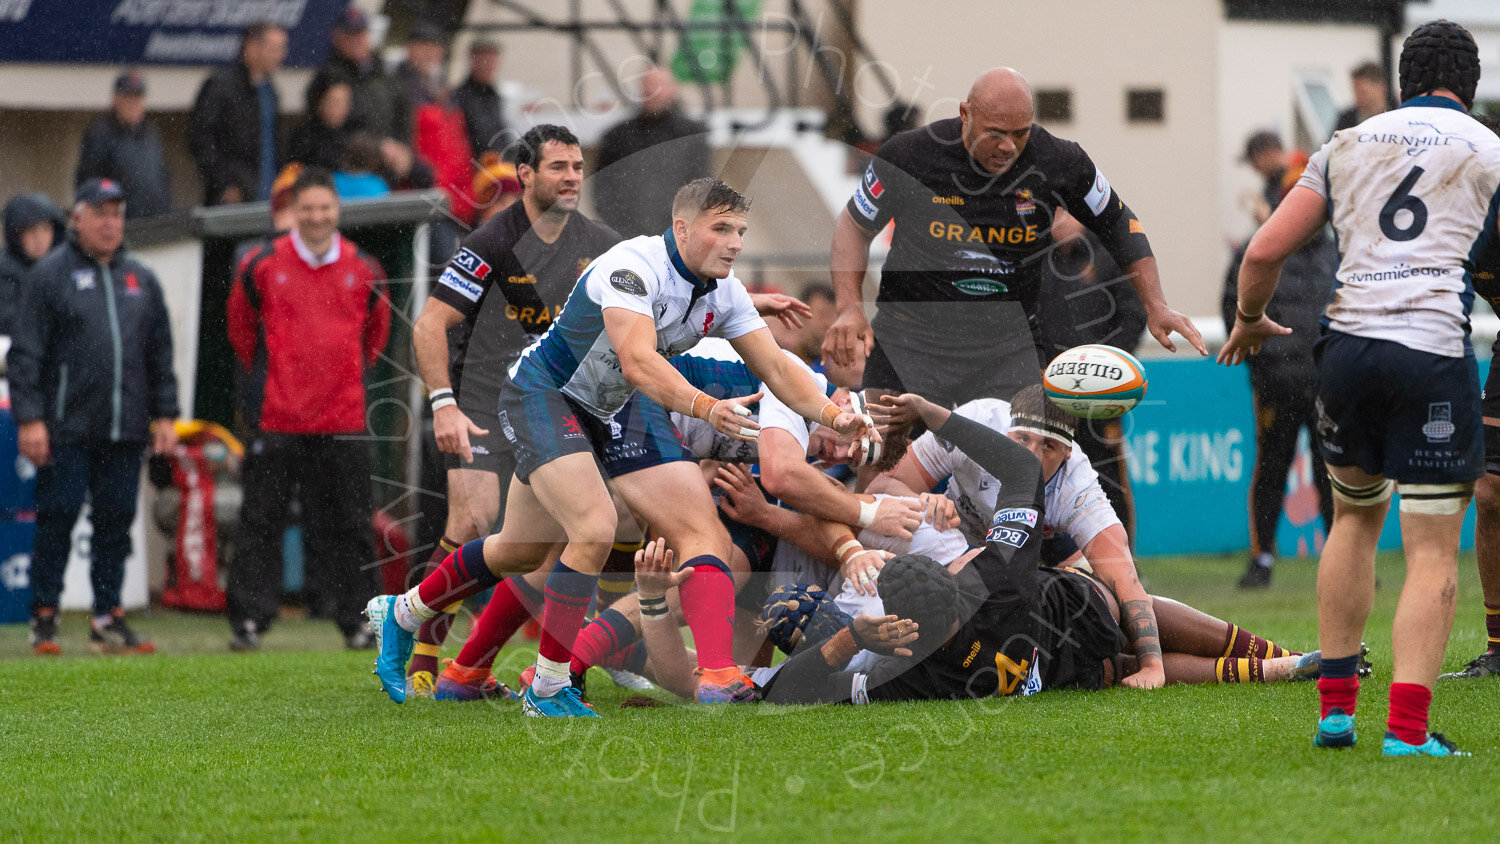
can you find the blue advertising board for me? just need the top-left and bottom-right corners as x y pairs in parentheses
(0, 0), (349, 67)
(1125, 356), (1480, 557)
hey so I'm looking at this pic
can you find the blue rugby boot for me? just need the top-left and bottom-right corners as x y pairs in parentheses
(365, 595), (414, 704)
(1313, 708), (1356, 749)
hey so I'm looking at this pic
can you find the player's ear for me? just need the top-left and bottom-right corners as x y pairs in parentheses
(672, 214), (690, 243)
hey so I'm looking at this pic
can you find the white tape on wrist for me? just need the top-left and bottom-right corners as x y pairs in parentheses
(857, 498), (878, 529)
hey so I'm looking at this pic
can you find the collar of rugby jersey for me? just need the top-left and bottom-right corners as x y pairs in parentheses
(290, 228), (342, 269)
(1398, 94), (1468, 113)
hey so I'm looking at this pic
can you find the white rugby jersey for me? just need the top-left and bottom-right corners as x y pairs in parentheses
(511, 233), (766, 418)
(667, 344), (829, 462)
(907, 398), (1121, 548)
(1297, 97), (1500, 357)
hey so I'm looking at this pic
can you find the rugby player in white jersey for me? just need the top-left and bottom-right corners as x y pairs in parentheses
(367, 178), (876, 716)
(867, 385), (1164, 688)
(1220, 20), (1500, 756)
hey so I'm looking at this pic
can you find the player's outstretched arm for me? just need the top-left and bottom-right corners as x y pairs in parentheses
(1082, 524), (1164, 689)
(731, 327), (877, 447)
(604, 308), (763, 442)
(1217, 186), (1327, 367)
(414, 297), (490, 462)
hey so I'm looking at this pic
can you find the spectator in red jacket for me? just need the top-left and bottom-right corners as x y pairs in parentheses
(226, 167), (391, 651)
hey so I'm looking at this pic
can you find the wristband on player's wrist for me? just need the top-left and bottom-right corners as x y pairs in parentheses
(689, 390), (717, 421)
(818, 402), (841, 428)
(821, 627), (860, 667)
(1235, 305), (1266, 325)
(639, 595), (670, 619)
(834, 534), (863, 566)
(429, 388), (457, 412)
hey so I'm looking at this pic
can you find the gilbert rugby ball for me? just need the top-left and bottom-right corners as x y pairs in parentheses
(1042, 344), (1147, 420)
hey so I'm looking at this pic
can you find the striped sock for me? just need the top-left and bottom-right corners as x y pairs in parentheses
(570, 608), (639, 676)
(409, 602), (462, 678)
(454, 576), (541, 672)
(414, 538), (500, 614)
(1215, 657), (1265, 684)
(1221, 624), (1291, 659)
(1485, 604), (1500, 651)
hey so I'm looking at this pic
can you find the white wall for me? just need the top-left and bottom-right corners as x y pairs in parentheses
(1216, 21), (1383, 250)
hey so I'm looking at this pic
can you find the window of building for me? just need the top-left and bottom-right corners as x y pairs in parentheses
(1126, 88), (1165, 123)
(1035, 89), (1072, 123)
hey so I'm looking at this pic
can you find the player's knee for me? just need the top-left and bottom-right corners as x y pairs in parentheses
(1329, 474), (1394, 509)
(1398, 482), (1473, 516)
(1474, 475), (1500, 519)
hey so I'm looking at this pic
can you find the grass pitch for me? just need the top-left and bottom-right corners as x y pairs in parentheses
(3, 552), (1498, 841)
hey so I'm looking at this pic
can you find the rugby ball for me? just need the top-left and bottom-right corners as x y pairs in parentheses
(1042, 344), (1147, 420)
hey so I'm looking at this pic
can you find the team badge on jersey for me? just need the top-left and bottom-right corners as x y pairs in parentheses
(1015, 189), (1036, 215)
(1084, 167), (1111, 215)
(610, 269), (647, 295)
(452, 248), (491, 280)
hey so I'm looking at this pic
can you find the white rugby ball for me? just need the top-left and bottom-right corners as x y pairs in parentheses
(1042, 344), (1147, 420)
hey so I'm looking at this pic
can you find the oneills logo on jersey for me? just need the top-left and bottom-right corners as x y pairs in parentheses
(609, 269), (647, 295)
(508, 274), (537, 285)
(932, 195), (966, 206)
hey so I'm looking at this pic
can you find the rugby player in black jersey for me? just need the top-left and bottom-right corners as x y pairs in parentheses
(408, 124), (621, 694)
(823, 67), (1204, 408)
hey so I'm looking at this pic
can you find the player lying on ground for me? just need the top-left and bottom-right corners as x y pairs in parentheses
(366, 178), (876, 716)
(868, 386), (1165, 687)
(434, 348), (922, 698)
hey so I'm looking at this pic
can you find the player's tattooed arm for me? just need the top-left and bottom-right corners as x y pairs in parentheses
(1119, 598), (1165, 690)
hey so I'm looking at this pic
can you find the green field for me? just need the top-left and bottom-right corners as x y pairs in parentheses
(3, 552), (1498, 841)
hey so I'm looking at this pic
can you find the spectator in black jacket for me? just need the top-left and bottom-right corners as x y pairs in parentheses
(1332, 61), (1395, 134)
(74, 70), (171, 219)
(187, 21), (287, 205)
(0, 192), (65, 335)
(452, 38), (509, 158)
(593, 65), (711, 238)
(7, 179), (179, 655)
(307, 7), (410, 146)
(289, 80), (353, 172)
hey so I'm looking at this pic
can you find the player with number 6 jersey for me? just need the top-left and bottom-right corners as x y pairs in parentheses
(1220, 19), (1500, 758)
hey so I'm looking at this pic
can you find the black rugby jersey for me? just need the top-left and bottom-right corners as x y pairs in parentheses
(430, 202), (620, 398)
(847, 118), (1153, 315)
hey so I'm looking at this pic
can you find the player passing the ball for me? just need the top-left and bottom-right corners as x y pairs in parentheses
(1220, 19), (1498, 757)
(366, 178), (877, 716)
